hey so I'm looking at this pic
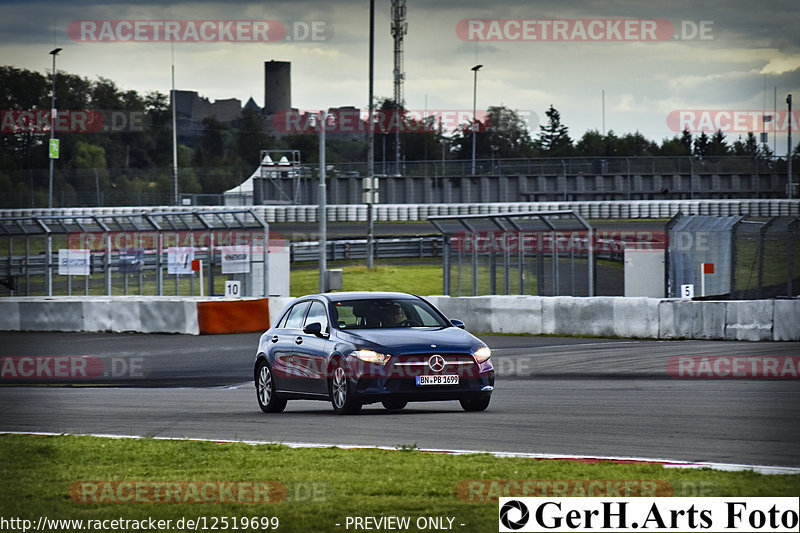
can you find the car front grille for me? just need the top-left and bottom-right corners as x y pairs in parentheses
(389, 353), (478, 377)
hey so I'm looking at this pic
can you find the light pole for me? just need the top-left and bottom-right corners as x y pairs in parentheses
(48, 47), (62, 209)
(171, 43), (179, 206)
(788, 94), (793, 199)
(366, 0), (375, 269)
(318, 111), (327, 293)
(471, 64), (482, 175)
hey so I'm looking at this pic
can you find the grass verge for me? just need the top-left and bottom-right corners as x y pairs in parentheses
(1, 434), (798, 533)
(291, 262), (444, 297)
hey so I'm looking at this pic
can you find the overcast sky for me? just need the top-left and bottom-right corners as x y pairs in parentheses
(2, 0), (799, 154)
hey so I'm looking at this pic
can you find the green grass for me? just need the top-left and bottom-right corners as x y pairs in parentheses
(1, 434), (798, 533)
(291, 263), (444, 297)
(13, 258), (613, 298)
(291, 261), (539, 297)
(733, 238), (800, 293)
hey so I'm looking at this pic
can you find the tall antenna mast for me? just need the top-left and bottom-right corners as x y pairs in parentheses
(171, 42), (179, 206)
(391, 0), (407, 176)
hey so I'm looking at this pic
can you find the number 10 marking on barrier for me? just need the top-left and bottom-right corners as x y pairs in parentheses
(225, 280), (241, 297)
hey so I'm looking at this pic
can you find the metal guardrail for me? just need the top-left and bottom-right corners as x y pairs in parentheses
(287, 235), (635, 264)
(290, 236), (441, 262)
(1, 234), (630, 272)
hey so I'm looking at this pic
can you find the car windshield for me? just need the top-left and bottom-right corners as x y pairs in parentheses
(331, 298), (449, 329)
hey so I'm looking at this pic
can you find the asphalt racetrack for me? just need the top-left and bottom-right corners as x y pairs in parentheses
(1, 331), (799, 468)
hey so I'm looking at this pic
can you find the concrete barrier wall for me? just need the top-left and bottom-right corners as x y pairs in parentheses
(197, 299), (269, 334)
(0, 300), (20, 331)
(723, 300), (775, 341)
(268, 297), (294, 328)
(658, 300), (726, 340)
(0, 295), (797, 340)
(0, 296), (271, 335)
(428, 295), (800, 341)
(0, 297), (272, 335)
(773, 300), (800, 341)
(18, 300), (85, 331)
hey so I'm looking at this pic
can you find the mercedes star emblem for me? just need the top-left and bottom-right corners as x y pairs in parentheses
(428, 354), (445, 372)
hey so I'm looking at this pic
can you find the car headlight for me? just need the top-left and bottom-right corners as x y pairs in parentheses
(472, 346), (491, 363)
(351, 349), (391, 365)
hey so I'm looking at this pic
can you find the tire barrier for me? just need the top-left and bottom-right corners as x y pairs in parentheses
(2, 199), (798, 223)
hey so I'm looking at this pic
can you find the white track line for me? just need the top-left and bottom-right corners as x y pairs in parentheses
(3, 431), (799, 475)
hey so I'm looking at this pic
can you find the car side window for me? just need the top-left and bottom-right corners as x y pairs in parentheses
(305, 300), (329, 334)
(282, 301), (311, 330)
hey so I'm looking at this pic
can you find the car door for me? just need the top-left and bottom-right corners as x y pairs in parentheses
(293, 299), (332, 394)
(269, 300), (311, 392)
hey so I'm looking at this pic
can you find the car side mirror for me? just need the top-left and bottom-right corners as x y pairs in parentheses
(450, 319), (466, 330)
(303, 322), (327, 337)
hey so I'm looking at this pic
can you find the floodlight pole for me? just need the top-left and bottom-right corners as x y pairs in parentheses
(48, 47), (62, 209)
(788, 94), (793, 199)
(366, 0), (375, 269)
(171, 43), (179, 206)
(319, 112), (327, 293)
(470, 64), (482, 175)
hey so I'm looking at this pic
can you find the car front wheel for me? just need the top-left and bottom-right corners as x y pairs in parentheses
(459, 394), (491, 412)
(330, 359), (362, 415)
(256, 360), (287, 413)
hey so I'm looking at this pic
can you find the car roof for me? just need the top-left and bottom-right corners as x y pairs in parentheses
(299, 291), (421, 303)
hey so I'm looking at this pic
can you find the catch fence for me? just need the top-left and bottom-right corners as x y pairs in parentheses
(0, 210), (273, 297)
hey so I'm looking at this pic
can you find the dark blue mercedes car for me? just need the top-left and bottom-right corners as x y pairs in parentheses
(254, 292), (494, 414)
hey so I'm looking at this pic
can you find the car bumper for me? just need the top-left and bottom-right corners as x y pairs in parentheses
(352, 369), (495, 404)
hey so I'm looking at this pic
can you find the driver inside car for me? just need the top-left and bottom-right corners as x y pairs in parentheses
(378, 303), (405, 327)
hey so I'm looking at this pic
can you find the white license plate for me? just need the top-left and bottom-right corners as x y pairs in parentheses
(416, 374), (459, 386)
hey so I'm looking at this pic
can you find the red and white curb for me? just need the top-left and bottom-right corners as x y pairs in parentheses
(3, 431), (799, 476)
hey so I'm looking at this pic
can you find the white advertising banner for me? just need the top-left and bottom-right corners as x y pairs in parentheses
(58, 249), (90, 276)
(167, 247), (195, 274)
(221, 245), (251, 274)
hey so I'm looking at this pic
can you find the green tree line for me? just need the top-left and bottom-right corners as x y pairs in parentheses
(1, 65), (797, 208)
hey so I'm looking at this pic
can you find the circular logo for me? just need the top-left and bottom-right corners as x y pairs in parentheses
(427, 354), (445, 372)
(500, 500), (530, 530)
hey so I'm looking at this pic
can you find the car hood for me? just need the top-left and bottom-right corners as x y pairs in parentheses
(337, 327), (482, 355)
